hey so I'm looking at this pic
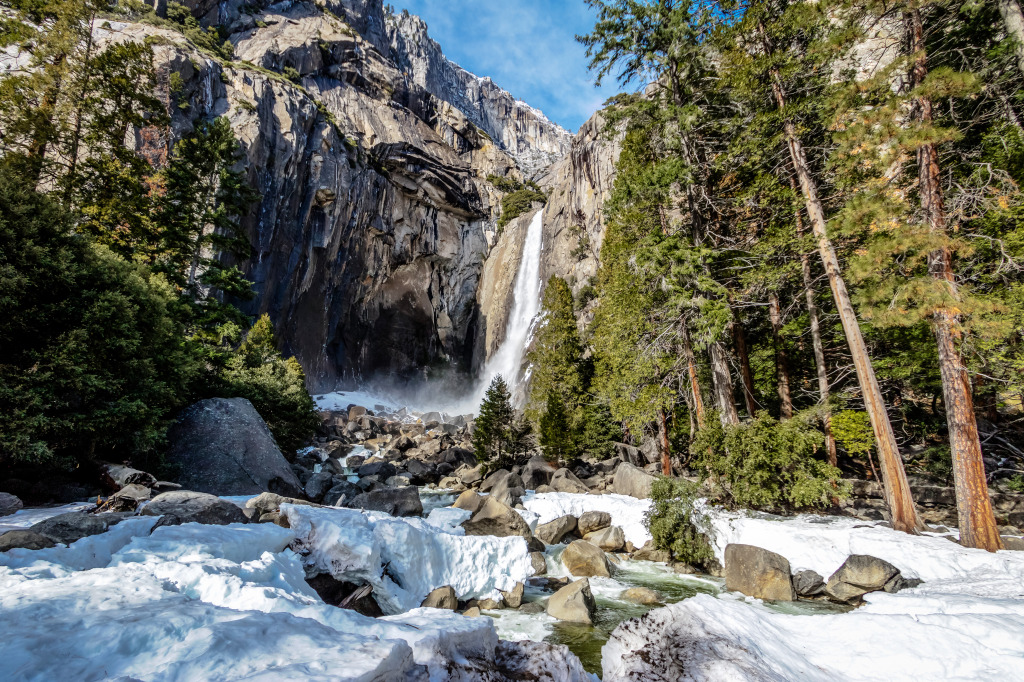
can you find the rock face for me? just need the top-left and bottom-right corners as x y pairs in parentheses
(561, 539), (612, 578)
(612, 462), (658, 499)
(141, 491), (249, 526)
(164, 398), (302, 497)
(724, 544), (795, 602)
(546, 578), (598, 624)
(824, 554), (906, 604)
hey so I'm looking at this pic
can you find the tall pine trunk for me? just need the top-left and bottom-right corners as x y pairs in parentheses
(709, 341), (739, 426)
(906, 9), (1002, 550)
(768, 293), (794, 418)
(681, 324), (707, 428)
(998, 0), (1024, 74)
(732, 306), (759, 416)
(793, 181), (837, 464)
(761, 31), (921, 531)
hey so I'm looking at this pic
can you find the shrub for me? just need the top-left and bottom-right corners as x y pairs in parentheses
(646, 476), (715, 567)
(691, 411), (849, 510)
(221, 315), (319, 454)
(282, 66), (301, 83)
(497, 188), (546, 230)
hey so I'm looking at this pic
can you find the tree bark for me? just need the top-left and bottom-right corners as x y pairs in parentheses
(906, 9), (1002, 550)
(768, 293), (794, 419)
(760, 26), (921, 531)
(998, 0), (1024, 74)
(731, 306), (759, 416)
(709, 341), (740, 426)
(659, 408), (672, 476)
(793, 185), (837, 465)
(680, 324), (706, 428)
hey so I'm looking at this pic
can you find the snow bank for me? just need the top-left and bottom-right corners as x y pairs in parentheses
(521, 491), (653, 547)
(603, 507), (1024, 681)
(603, 590), (1024, 681)
(283, 503), (534, 612)
(703, 507), (1024, 582)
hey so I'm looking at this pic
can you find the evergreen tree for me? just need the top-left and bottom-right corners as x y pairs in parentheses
(539, 391), (574, 464)
(526, 276), (587, 422)
(473, 375), (516, 466)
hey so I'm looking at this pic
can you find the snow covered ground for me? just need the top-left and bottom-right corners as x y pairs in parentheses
(0, 503), (561, 681)
(520, 491), (654, 547)
(603, 506), (1024, 681)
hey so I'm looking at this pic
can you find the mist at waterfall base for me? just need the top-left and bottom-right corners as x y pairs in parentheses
(315, 209), (546, 418)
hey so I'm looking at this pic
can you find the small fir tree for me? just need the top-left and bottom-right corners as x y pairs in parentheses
(539, 391), (574, 464)
(473, 375), (515, 465)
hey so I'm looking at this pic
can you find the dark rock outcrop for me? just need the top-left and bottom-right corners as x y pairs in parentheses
(347, 485), (423, 517)
(165, 398), (302, 497)
(142, 491), (249, 526)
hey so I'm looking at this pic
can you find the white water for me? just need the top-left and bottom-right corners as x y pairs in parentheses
(314, 208), (546, 417)
(467, 208), (545, 410)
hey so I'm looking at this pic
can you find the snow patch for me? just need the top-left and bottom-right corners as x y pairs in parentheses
(521, 491), (653, 547)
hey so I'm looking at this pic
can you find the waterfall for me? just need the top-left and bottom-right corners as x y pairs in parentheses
(467, 208), (545, 411)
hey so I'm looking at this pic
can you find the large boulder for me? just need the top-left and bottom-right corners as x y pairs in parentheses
(304, 471), (335, 502)
(546, 578), (597, 624)
(561, 539), (612, 577)
(489, 471), (526, 507)
(479, 468), (511, 493)
(0, 530), (56, 552)
(621, 587), (662, 605)
(521, 455), (557, 489)
(245, 491), (314, 517)
(724, 544), (795, 602)
(462, 496), (532, 537)
(550, 468), (589, 494)
(631, 540), (672, 563)
(452, 490), (485, 514)
(577, 511), (611, 536)
(585, 525), (625, 552)
(500, 581), (525, 608)
(30, 512), (127, 544)
(530, 551), (548, 576)
(357, 461), (397, 480)
(348, 486), (423, 517)
(612, 462), (657, 499)
(324, 480), (361, 506)
(0, 492), (24, 517)
(420, 585), (458, 610)
(792, 569), (826, 598)
(142, 491), (249, 526)
(824, 555), (907, 604)
(535, 514), (578, 545)
(164, 398), (302, 497)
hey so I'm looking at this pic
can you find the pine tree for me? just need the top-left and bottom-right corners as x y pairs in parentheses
(526, 276), (587, 422)
(473, 375), (516, 466)
(539, 391), (574, 465)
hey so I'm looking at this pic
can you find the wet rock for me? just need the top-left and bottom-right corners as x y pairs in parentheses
(585, 525), (625, 552)
(0, 530), (56, 552)
(304, 471), (335, 502)
(546, 578), (597, 624)
(621, 587), (662, 605)
(141, 491), (248, 526)
(462, 606), (481, 617)
(324, 480), (361, 507)
(631, 540), (672, 563)
(0, 492), (24, 517)
(490, 471), (526, 507)
(519, 601), (546, 614)
(500, 581), (525, 608)
(792, 569), (826, 597)
(612, 462), (657, 499)
(357, 462), (397, 480)
(164, 398), (302, 497)
(462, 496), (532, 537)
(824, 555), (907, 604)
(530, 551), (548, 576)
(421, 585), (458, 610)
(479, 468), (512, 493)
(535, 514), (578, 545)
(454, 463), (483, 486)
(577, 510), (612, 535)
(550, 468), (589, 494)
(478, 598), (502, 610)
(246, 491), (314, 518)
(385, 475), (413, 488)
(561, 539), (612, 578)
(526, 535), (547, 553)
(724, 543), (795, 601)
(348, 486), (423, 517)
(305, 573), (383, 617)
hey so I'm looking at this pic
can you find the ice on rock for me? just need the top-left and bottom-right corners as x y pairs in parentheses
(521, 491), (653, 547)
(282, 503), (534, 613)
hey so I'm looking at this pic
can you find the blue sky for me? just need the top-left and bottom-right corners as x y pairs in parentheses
(394, 0), (622, 132)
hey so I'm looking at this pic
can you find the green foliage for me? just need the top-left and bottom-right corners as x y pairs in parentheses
(486, 174), (521, 193)
(1006, 475), (1024, 493)
(831, 410), (874, 459)
(646, 476), (714, 567)
(539, 391), (574, 463)
(221, 315), (319, 453)
(497, 188), (547, 230)
(165, 2), (234, 61)
(0, 166), (197, 466)
(282, 66), (301, 83)
(527, 277), (587, 419)
(473, 375), (532, 467)
(692, 411), (848, 511)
